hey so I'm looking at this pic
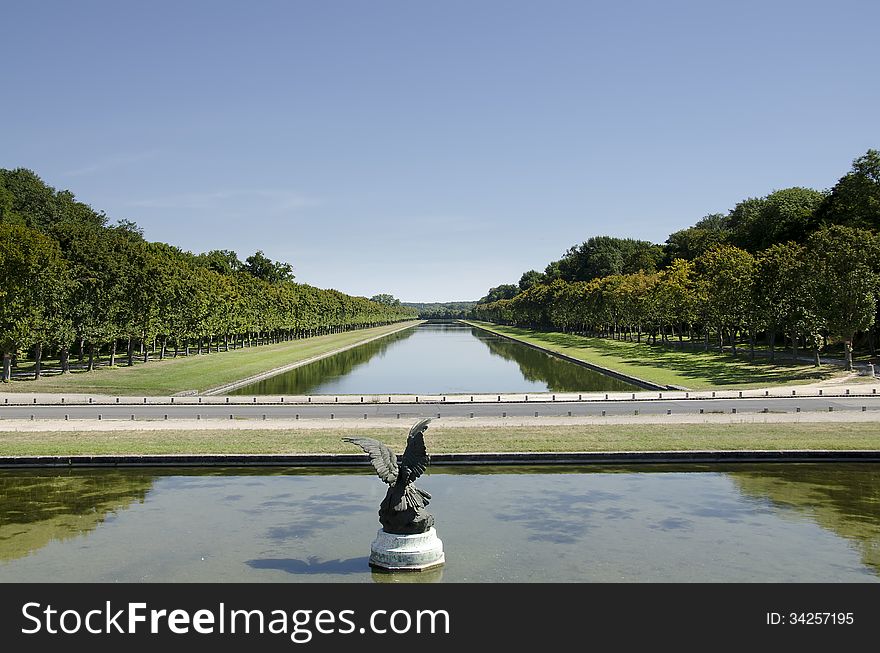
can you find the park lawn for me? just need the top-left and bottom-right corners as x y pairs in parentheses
(1, 422), (878, 456)
(0, 322), (421, 396)
(463, 321), (849, 390)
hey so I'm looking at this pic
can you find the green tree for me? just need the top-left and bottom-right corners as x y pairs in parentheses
(370, 293), (401, 307)
(664, 213), (731, 261)
(655, 259), (698, 345)
(754, 242), (826, 364)
(817, 149), (880, 231)
(0, 224), (69, 381)
(480, 284), (519, 303)
(557, 236), (664, 281)
(695, 245), (756, 354)
(518, 269), (544, 292)
(196, 249), (243, 275)
(807, 226), (880, 370)
(734, 188), (825, 251)
(244, 250), (294, 283)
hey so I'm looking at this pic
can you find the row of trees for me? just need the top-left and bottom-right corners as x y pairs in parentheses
(474, 226), (880, 370)
(475, 150), (880, 370)
(0, 169), (416, 381)
(482, 150), (880, 306)
(403, 301), (477, 319)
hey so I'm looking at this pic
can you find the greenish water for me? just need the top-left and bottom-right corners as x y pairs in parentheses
(231, 321), (637, 395)
(1, 464), (878, 582)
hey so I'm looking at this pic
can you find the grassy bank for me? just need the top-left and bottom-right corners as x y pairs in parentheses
(1, 422), (878, 456)
(464, 321), (850, 390)
(0, 321), (421, 396)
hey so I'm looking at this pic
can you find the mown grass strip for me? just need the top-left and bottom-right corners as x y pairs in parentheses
(1, 422), (878, 456)
(1, 321), (421, 396)
(464, 321), (848, 390)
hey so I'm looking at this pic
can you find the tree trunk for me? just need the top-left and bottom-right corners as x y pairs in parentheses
(87, 344), (95, 372)
(1, 352), (10, 382)
(814, 347), (821, 367)
(730, 329), (737, 356)
(224, 334), (229, 352)
(844, 338), (853, 371)
(109, 340), (117, 367)
(127, 336), (134, 366)
(78, 336), (85, 363)
(160, 337), (167, 360)
(60, 347), (70, 374)
(33, 342), (42, 380)
(718, 327), (724, 353)
(143, 339), (149, 364)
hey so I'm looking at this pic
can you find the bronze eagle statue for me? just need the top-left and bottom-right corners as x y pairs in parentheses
(343, 418), (435, 535)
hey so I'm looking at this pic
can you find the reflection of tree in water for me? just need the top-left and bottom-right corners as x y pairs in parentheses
(420, 320), (468, 332)
(472, 329), (636, 392)
(730, 464), (880, 574)
(0, 470), (154, 562)
(231, 328), (418, 395)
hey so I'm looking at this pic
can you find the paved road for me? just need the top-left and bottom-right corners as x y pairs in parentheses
(2, 396), (878, 421)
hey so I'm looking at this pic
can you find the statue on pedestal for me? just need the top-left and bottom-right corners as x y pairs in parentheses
(343, 418), (434, 534)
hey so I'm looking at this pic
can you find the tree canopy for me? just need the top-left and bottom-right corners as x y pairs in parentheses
(475, 149), (880, 366)
(0, 169), (417, 381)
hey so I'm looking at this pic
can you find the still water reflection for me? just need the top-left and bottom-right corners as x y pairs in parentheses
(231, 322), (637, 395)
(1, 464), (878, 582)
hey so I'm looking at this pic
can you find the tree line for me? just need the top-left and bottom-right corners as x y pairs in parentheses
(0, 169), (417, 381)
(475, 150), (880, 370)
(403, 301), (477, 319)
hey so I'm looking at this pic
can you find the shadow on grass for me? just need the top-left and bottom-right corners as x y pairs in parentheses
(494, 327), (835, 388)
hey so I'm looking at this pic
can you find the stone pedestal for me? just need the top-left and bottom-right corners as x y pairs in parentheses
(369, 527), (445, 572)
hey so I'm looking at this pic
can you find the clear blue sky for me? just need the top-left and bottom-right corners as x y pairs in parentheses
(2, 1), (878, 302)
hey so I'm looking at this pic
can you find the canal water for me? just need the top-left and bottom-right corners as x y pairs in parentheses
(230, 321), (637, 395)
(1, 464), (878, 582)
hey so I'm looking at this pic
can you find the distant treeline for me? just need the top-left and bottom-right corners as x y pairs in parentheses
(475, 150), (880, 370)
(0, 169), (417, 381)
(403, 301), (477, 319)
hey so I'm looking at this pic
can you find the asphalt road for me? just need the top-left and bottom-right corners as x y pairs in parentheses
(2, 396), (878, 421)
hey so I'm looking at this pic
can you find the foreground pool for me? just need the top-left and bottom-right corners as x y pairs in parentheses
(1, 464), (878, 582)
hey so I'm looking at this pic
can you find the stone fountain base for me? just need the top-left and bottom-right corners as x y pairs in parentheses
(369, 527), (445, 571)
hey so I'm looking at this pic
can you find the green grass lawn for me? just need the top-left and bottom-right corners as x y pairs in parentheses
(463, 321), (852, 390)
(1, 422), (878, 456)
(0, 322), (421, 396)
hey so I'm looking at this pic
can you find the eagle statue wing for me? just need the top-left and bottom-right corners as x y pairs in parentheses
(343, 437), (398, 485)
(400, 418), (431, 481)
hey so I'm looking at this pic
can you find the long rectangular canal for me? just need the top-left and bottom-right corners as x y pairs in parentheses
(230, 321), (638, 395)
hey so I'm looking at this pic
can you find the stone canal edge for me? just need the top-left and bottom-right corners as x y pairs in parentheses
(2, 449), (880, 468)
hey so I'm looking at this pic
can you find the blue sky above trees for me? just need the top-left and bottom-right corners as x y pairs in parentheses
(1, 0), (878, 301)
